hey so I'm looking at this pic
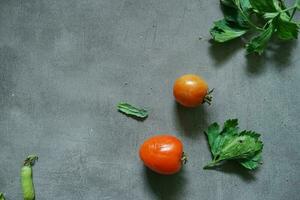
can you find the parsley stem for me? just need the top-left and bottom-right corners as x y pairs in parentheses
(236, 5), (264, 31)
(289, 7), (297, 21)
(203, 160), (222, 169)
(281, 6), (296, 13)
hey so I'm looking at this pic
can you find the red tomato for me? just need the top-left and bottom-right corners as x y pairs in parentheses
(173, 74), (211, 107)
(139, 134), (186, 175)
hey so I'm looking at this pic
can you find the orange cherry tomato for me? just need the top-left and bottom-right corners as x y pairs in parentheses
(173, 74), (212, 107)
(139, 134), (186, 175)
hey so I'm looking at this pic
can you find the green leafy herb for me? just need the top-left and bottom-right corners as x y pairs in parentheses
(0, 193), (5, 200)
(249, 0), (279, 13)
(210, 0), (300, 54)
(117, 102), (148, 119)
(246, 22), (274, 54)
(210, 20), (248, 42)
(275, 13), (299, 40)
(204, 119), (263, 170)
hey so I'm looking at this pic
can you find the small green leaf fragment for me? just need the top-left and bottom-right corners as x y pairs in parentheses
(117, 102), (148, 118)
(249, 0), (279, 13)
(222, 5), (249, 28)
(275, 13), (299, 40)
(205, 123), (221, 156)
(222, 119), (239, 135)
(240, 0), (252, 10)
(239, 151), (262, 170)
(221, 0), (236, 7)
(212, 133), (236, 157)
(246, 22), (274, 54)
(263, 12), (279, 19)
(210, 19), (248, 42)
(219, 134), (263, 160)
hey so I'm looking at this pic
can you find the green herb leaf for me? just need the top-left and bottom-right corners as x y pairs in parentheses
(221, 0), (236, 7)
(222, 0), (253, 12)
(210, 0), (299, 55)
(246, 22), (274, 54)
(240, 0), (252, 10)
(239, 150), (262, 170)
(204, 120), (264, 170)
(275, 13), (299, 40)
(249, 0), (279, 13)
(210, 19), (248, 42)
(218, 131), (263, 161)
(0, 193), (5, 200)
(117, 102), (148, 119)
(206, 119), (240, 157)
(212, 132), (236, 157)
(222, 4), (250, 28)
(263, 12), (279, 19)
(222, 119), (239, 134)
(205, 123), (220, 156)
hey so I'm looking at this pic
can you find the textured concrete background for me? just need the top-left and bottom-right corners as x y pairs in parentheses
(0, 0), (299, 199)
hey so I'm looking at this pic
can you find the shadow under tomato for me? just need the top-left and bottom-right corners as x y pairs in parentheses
(144, 167), (186, 200)
(174, 102), (209, 139)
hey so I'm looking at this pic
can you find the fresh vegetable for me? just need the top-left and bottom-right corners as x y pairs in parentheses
(21, 155), (38, 200)
(117, 102), (148, 119)
(173, 74), (213, 107)
(139, 134), (187, 175)
(210, 0), (300, 54)
(204, 119), (263, 170)
(0, 193), (5, 200)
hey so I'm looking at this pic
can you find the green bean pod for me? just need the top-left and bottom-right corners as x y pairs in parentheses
(0, 192), (5, 200)
(21, 155), (38, 200)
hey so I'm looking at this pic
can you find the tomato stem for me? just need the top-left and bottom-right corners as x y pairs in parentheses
(203, 89), (214, 105)
(181, 152), (188, 165)
(23, 155), (38, 167)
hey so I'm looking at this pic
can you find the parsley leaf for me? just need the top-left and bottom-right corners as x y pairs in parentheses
(239, 0), (252, 10)
(249, 0), (280, 13)
(204, 119), (264, 170)
(246, 22), (274, 54)
(222, 4), (249, 28)
(210, 19), (248, 42)
(239, 150), (262, 170)
(222, 119), (239, 134)
(205, 123), (220, 156)
(221, 0), (236, 7)
(275, 13), (299, 40)
(117, 102), (148, 119)
(210, 0), (300, 55)
(263, 12), (279, 19)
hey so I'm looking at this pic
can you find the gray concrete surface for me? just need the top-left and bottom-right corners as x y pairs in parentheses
(0, 0), (299, 199)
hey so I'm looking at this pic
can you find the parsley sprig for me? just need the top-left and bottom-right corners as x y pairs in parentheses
(210, 0), (300, 54)
(204, 119), (263, 170)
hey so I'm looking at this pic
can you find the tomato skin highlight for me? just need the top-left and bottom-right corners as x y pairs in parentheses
(173, 74), (209, 107)
(139, 135), (184, 175)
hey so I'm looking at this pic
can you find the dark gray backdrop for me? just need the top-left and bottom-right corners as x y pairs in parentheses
(0, 0), (299, 199)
